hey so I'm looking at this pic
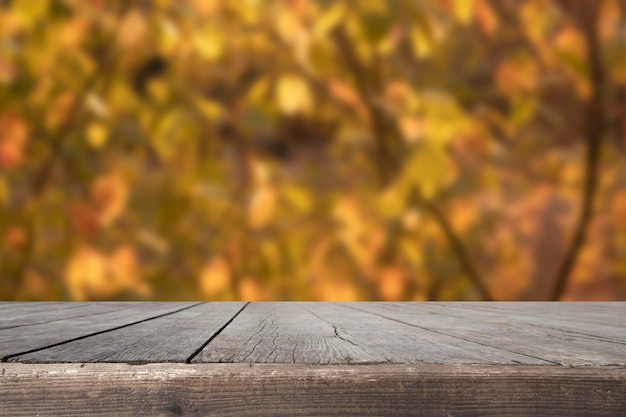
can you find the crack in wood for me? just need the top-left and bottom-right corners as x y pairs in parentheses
(305, 306), (359, 347)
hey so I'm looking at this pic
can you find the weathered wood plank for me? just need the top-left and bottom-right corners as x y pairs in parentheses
(445, 302), (626, 344)
(0, 302), (199, 361)
(1, 363), (624, 417)
(415, 302), (626, 342)
(193, 302), (551, 364)
(12, 303), (247, 363)
(0, 302), (147, 330)
(0, 302), (66, 311)
(346, 303), (626, 366)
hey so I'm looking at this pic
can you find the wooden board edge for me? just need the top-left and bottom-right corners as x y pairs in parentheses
(2, 363), (625, 416)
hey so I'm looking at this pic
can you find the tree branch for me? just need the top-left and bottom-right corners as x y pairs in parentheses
(549, 2), (606, 300)
(332, 23), (493, 300)
(332, 27), (400, 186)
(420, 198), (494, 301)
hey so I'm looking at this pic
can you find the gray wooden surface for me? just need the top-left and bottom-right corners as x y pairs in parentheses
(0, 302), (200, 361)
(1, 302), (625, 416)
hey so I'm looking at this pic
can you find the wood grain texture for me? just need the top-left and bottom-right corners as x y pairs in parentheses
(193, 302), (552, 364)
(0, 302), (148, 330)
(452, 302), (626, 341)
(0, 302), (199, 361)
(343, 303), (626, 366)
(1, 363), (624, 417)
(11, 302), (247, 363)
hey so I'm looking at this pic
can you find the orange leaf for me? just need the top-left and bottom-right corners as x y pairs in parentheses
(110, 245), (149, 296)
(90, 172), (129, 227)
(68, 202), (101, 238)
(248, 186), (277, 229)
(328, 79), (367, 120)
(0, 112), (28, 170)
(475, 0), (498, 36)
(200, 256), (231, 297)
(3, 226), (27, 251)
(65, 245), (148, 300)
(239, 277), (264, 301)
(65, 246), (109, 301)
(378, 268), (407, 301)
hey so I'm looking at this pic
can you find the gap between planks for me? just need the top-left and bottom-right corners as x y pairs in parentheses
(185, 302), (250, 364)
(1, 303), (206, 363)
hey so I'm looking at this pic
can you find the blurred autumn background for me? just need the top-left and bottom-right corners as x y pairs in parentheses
(0, 0), (624, 302)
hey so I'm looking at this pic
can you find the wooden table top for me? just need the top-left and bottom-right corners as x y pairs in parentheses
(1, 302), (625, 416)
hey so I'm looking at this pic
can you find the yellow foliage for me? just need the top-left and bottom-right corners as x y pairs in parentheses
(2, 0), (624, 303)
(399, 116), (426, 143)
(0, 176), (8, 206)
(110, 245), (149, 296)
(90, 172), (129, 228)
(195, 98), (224, 121)
(314, 3), (346, 38)
(275, 74), (313, 115)
(3, 226), (27, 252)
(378, 267), (407, 301)
(452, 0), (474, 25)
(146, 80), (170, 104)
(239, 277), (264, 301)
(65, 245), (148, 301)
(85, 93), (110, 119)
(410, 26), (432, 58)
(495, 57), (539, 97)
(117, 10), (147, 50)
(319, 279), (359, 301)
(200, 256), (231, 297)
(451, 200), (478, 233)
(403, 143), (450, 199)
(378, 184), (407, 219)
(475, 0), (498, 36)
(282, 185), (312, 213)
(246, 77), (271, 104)
(401, 209), (421, 231)
(158, 17), (180, 53)
(611, 191), (626, 230)
(250, 159), (273, 186)
(86, 122), (108, 149)
(248, 186), (278, 229)
(194, 26), (225, 61)
(333, 197), (365, 239)
(19, 270), (49, 300)
(420, 90), (466, 144)
(328, 79), (367, 120)
(384, 81), (421, 114)
(11, 0), (48, 28)
(60, 18), (88, 49)
(0, 112), (28, 170)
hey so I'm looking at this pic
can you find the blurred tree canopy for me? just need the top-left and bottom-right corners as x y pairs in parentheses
(0, 0), (624, 301)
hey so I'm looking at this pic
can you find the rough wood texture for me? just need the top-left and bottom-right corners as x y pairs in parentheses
(341, 302), (626, 365)
(1, 363), (624, 417)
(12, 303), (246, 363)
(1, 302), (625, 416)
(0, 302), (199, 361)
(193, 302), (551, 364)
(0, 302), (127, 329)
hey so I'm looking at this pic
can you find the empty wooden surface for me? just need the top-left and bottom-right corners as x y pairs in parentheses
(1, 302), (625, 416)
